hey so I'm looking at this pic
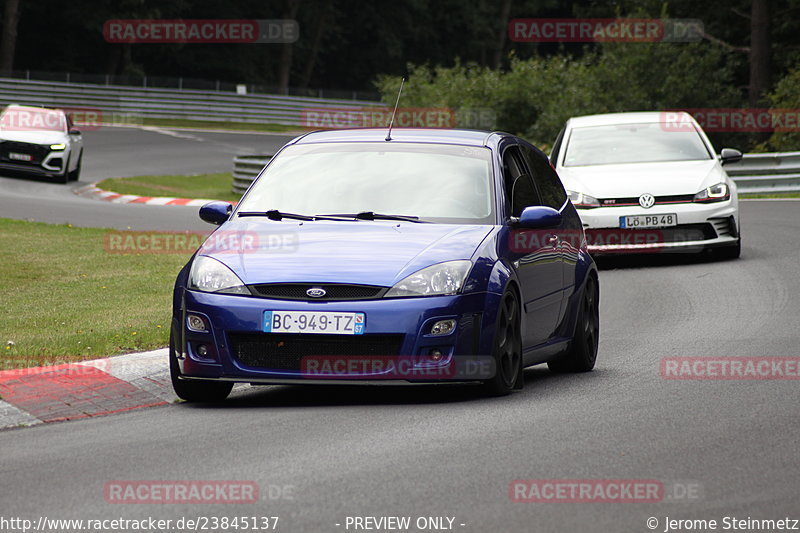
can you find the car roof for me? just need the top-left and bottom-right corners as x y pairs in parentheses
(293, 128), (497, 147)
(2, 104), (64, 114)
(566, 111), (694, 128)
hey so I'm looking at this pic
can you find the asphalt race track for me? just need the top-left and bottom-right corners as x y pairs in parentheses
(0, 126), (295, 230)
(0, 129), (798, 532)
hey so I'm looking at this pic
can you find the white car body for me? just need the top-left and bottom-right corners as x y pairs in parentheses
(0, 104), (84, 183)
(551, 112), (740, 256)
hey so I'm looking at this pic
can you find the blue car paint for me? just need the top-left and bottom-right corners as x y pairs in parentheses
(171, 129), (597, 383)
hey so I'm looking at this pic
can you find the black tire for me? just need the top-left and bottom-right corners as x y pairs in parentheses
(69, 152), (82, 181)
(548, 275), (599, 373)
(712, 239), (741, 260)
(481, 289), (523, 396)
(169, 332), (233, 402)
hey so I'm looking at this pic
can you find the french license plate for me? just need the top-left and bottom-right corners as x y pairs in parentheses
(8, 152), (32, 161)
(263, 311), (365, 335)
(620, 213), (677, 229)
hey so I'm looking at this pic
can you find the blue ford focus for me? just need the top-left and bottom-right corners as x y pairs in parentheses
(170, 128), (599, 401)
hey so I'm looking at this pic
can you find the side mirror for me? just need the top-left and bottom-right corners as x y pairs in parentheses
(516, 206), (562, 229)
(69, 128), (81, 135)
(199, 201), (232, 225)
(719, 148), (742, 165)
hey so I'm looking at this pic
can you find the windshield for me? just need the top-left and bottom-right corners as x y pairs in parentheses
(563, 122), (712, 166)
(237, 142), (495, 224)
(0, 107), (67, 133)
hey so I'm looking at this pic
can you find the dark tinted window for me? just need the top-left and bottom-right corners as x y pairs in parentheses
(502, 145), (540, 217)
(550, 127), (565, 165)
(520, 143), (568, 210)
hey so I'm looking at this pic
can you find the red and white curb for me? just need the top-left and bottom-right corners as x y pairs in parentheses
(75, 183), (234, 207)
(0, 348), (175, 430)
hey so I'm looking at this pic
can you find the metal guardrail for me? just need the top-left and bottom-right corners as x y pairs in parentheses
(0, 78), (381, 126)
(724, 151), (800, 194)
(232, 155), (272, 194)
(232, 152), (800, 196)
(3, 69), (380, 101)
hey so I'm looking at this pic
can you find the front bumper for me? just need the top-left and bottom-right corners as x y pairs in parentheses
(176, 289), (499, 384)
(576, 200), (739, 254)
(0, 147), (69, 177)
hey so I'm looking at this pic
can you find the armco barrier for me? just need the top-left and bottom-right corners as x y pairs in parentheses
(723, 151), (800, 194)
(231, 152), (800, 196)
(0, 77), (380, 126)
(232, 155), (272, 194)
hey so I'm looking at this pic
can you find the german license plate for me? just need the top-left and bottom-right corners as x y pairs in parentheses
(8, 152), (32, 161)
(620, 213), (677, 229)
(263, 311), (365, 335)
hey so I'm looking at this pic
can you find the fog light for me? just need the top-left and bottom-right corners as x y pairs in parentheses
(186, 314), (208, 332)
(196, 344), (209, 357)
(428, 349), (444, 361)
(430, 319), (456, 336)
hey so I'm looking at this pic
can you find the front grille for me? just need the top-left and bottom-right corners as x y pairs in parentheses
(599, 194), (696, 207)
(229, 332), (405, 371)
(0, 141), (49, 164)
(248, 283), (387, 301)
(586, 223), (716, 245)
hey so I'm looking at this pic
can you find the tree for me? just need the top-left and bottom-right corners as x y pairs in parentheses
(0, 0), (21, 76)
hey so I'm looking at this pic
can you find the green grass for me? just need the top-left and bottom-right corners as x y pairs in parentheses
(96, 173), (241, 203)
(740, 192), (800, 199)
(0, 218), (196, 368)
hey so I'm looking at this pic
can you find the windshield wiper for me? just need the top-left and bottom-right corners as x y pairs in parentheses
(237, 210), (315, 221)
(318, 211), (427, 223)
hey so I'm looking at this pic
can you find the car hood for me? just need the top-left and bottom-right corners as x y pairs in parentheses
(557, 159), (727, 198)
(199, 219), (493, 287)
(0, 129), (68, 145)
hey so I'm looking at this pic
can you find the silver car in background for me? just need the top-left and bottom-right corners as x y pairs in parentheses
(0, 104), (84, 183)
(550, 111), (741, 259)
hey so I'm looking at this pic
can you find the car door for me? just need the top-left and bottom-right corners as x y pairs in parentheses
(500, 142), (562, 347)
(519, 141), (576, 329)
(65, 113), (82, 171)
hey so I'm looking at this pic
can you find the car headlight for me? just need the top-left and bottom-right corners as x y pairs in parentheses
(188, 255), (249, 294)
(567, 190), (600, 209)
(693, 183), (729, 203)
(385, 260), (472, 298)
(49, 143), (66, 151)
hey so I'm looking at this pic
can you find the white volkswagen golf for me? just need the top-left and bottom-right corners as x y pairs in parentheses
(550, 111), (741, 259)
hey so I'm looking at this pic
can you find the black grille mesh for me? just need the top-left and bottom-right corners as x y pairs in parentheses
(0, 141), (50, 164)
(249, 283), (386, 301)
(599, 194), (696, 207)
(586, 223), (716, 244)
(229, 332), (404, 371)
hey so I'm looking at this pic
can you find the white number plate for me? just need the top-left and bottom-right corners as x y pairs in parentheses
(263, 311), (365, 335)
(8, 152), (33, 161)
(620, 213), (677, 229)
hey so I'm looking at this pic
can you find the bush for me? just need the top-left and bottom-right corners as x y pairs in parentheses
(764, 66), (800, 151)
(376, 42), (743, 150)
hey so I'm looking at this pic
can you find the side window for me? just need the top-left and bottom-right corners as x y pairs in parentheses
(550, 127), (565, 166)
(520, 143), (568, 210)
(502, 145), (540, 217)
